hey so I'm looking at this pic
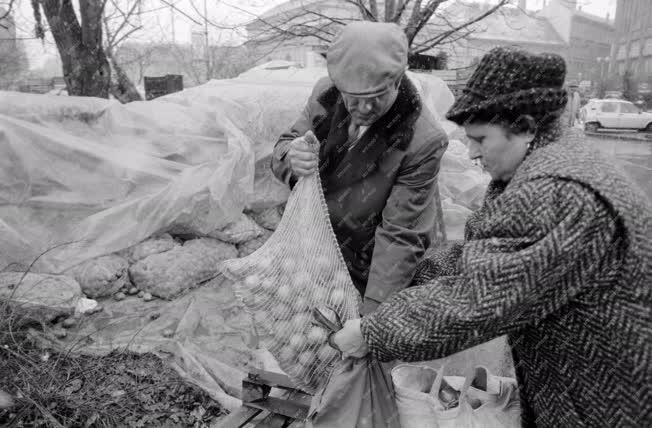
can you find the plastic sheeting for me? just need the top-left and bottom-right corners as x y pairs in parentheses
(168, 65), (488, 233)
(0, 91), (254, 273)
(1, 63), (493, 414)
(36, 276), (255, 412)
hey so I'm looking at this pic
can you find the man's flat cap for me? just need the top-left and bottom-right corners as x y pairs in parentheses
(327, 22), (408, 97)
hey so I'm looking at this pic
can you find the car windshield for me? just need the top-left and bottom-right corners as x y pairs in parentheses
(620, 103), (640, 114)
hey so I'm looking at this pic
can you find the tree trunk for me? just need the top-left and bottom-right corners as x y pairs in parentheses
(404, 0), (423, 46)
(385, 0), (396, 22)
(107, 52), (143, 103)
(40, 0), (111, 98)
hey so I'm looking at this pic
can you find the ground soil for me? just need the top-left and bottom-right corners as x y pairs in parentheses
(0, 307), (224, 427)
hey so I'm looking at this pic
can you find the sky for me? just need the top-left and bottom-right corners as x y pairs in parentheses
(5, 0), (617, 71)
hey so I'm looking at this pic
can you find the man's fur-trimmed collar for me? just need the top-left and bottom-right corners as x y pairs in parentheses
(312, 76), (422, 191)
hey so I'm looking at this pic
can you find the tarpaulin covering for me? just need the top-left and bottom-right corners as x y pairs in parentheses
(1, 63), (498, 414)
(0, 91), (254, 273)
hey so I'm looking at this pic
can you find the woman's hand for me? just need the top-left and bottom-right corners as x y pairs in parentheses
(331, 319), (370, 359)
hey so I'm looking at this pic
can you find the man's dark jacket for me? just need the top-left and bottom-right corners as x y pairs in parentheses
(271, 76), (448, 303)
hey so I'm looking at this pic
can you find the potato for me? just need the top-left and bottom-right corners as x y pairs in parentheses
(257, 256), (273, 272)
(333, 271), (350, 286)
(293, 271), (311, 289)
(329, 288), (346, 306)
(293, 296), (309, 312)
(289, 334), (307, 351)
(244, 274), (261, 289)
(312, 287), (328, 304)
(279, 347), (296, 362)
(298, 351), (314, 368)
(274, 320), (292, 337)
(307, 326), (329, 345)
(291, 313), (310, 331)
(314, 255), (333, 276)
(260, 278), (275, 293)
(276, 284), (292, 301)
(280, 258), (295, 274)
(317, 345), (336, 362)
(272, 302), (291, 321)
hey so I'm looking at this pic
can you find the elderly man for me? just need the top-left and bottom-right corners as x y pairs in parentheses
(271, 22), (448, 313)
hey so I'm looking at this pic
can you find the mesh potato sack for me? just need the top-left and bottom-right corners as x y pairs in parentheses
(220, 148), (361, 394)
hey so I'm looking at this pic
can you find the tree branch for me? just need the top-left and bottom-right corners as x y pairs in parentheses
(404, 0), (422, 42)
(106, 0), (142, 49)
(247, 5), (348, 45)
(412, 0), (509, 54)
(392, 0), (412, 23)
(412, 0), (445, 41)
(343, 0), (376, 21)
(368, 0), (378, 20)
(189, 0), (238, 30)
(0, 0), (15, 25)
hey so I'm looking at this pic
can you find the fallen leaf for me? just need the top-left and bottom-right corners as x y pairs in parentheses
(0, 389), (14, 409)
(110, 390), (126, 398)
(64, 379), (83, 395)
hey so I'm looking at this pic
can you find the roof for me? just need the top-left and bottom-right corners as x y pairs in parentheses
(573, 9), (614, 28)
(259, 0), (323, 20)
(426, 3), (566, 46)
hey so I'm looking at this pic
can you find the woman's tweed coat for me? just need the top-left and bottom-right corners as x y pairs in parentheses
(361, 128), (652, 427)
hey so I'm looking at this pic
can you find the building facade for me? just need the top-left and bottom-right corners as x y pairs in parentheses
(609, 0), (652, 87)
(246, 0), (615, 87)
(540, 0), (614, 84)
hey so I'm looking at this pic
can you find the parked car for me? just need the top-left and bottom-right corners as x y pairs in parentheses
(604, 90), (623, 99)
(580, 99), (652, 132)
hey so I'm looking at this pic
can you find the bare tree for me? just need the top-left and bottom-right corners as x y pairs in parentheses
(243, 0), (512, 55)
(28, 0), (152, 100)
(0, 39), (28, 90)
(0, 0), (15, 26)
(32, 0), (111, 98)
(114, 42), (155, 85)
(103, 0), (144, 102)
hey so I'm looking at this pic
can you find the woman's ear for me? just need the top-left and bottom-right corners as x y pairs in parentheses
(510, 115), (537, 140)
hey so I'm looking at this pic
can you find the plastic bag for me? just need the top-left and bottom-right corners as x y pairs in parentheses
(306, 357), (401, 428)
(220, 132), (361, 393)
(392, 364), (520, 428)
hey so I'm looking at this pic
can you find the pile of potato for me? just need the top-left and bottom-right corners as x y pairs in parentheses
(234, 257), (350, 392)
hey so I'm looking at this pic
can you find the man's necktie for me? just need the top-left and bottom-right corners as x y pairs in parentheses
(348, 121), (360, 142)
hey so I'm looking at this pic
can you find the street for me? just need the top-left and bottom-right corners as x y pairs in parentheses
(586, 135), (652, 202)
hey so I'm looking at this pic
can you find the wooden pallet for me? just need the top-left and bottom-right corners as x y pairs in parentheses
(214, 368), (312, 428)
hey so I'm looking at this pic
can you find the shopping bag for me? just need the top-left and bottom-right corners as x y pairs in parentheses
(392, 364), (521, 428)
(307, 356), (401, 428)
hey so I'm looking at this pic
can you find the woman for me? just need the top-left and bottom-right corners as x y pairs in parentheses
(333, 47), (651, 427)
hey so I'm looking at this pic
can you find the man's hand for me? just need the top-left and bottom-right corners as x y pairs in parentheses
(331, 319), (369, 359)
(288, 131), (318, 177)
(360, 297), (381, 316)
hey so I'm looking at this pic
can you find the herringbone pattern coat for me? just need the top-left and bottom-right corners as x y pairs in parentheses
(361, 130), (652, 427)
